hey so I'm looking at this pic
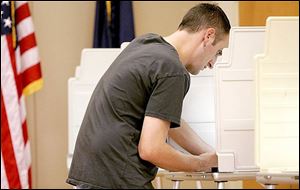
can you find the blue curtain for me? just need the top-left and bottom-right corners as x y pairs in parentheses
(93, 1), (135, 48)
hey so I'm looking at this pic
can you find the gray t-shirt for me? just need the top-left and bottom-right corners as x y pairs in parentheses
(66, 33), (190, 189)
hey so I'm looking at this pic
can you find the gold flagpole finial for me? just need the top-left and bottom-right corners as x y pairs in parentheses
(106, 1), (111, 24)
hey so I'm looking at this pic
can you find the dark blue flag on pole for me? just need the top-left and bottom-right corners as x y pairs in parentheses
(93, 1), (135, 48)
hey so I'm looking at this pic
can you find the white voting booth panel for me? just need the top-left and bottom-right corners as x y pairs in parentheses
(168, 69), (217, 152)
(67, 44), (129, 169)
(215, 27), (265, 172)
(254, 17), (299, 173)
(183, 69), (216, 148)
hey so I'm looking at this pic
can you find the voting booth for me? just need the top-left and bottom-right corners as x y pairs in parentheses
(254, 17), (299, 173)
(67, 19), (299, 180)
(164, 20), (299, 188)
(67, 27), (266, 173)
(214, 27), (265, 172)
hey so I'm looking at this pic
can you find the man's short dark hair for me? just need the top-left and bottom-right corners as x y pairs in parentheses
(178, 3), (231, 43)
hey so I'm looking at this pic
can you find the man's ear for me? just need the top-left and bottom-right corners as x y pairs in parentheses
(204, 28), (216, 45)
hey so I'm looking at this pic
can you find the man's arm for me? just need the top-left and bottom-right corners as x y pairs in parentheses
(138, 116), (217, 172)
(168, 119), (215, 155)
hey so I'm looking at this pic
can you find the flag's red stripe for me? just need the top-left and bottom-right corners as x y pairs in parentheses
(22, 121), (28, 144)
(1, 93), (22, 189)
(15, 3), (31, 25)
(6, 35), (23, 98)
(21, 63), (42, 88)
(28, 167), (32, 188)
(19, 33), (37, 55)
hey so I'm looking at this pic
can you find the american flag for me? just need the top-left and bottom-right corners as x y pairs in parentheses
(1, 1), (42, 189)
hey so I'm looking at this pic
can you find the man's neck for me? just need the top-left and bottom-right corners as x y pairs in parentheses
(163, 30), (203, 67)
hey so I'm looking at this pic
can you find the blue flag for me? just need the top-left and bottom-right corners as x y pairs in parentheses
(93, 1), (135, 48)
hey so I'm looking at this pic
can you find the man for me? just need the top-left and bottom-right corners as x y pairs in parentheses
(67, 3), (231, 189)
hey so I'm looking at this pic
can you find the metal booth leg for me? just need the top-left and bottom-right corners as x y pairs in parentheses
(216, 181), (226, 189)
(264, 184), (276, 189)
(172, 180), (181, 189)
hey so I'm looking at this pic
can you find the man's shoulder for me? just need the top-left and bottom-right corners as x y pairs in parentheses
(134, 33), (161, 41)
(131, 33), (171, 49)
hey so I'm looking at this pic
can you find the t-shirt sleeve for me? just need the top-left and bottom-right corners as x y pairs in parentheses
(145, 75), (188, 128)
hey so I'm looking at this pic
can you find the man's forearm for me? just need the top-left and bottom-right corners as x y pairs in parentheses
(168, 119), (215, 155)
(142, 141), (215, 172)
(139, 116), (216, 172)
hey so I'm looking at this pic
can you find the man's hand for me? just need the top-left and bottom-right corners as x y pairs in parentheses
(197, 152), (218, 172)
